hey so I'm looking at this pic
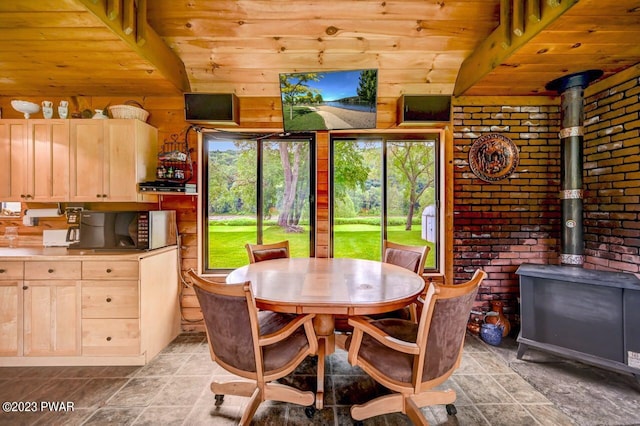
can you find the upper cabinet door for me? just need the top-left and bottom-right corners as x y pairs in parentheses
(70, 119), (157, 202)
(0, 120), (69, 202)
(103, 120), (140, 201)
(69, 120), (106, 201)
(105, 120), (158, 202)
(28, 120), (70, 201)
(0, 120), (28, 201)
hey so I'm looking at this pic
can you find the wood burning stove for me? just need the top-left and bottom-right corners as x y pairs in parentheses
(513, 70), (640, 380)
(517, 264), (640, 380)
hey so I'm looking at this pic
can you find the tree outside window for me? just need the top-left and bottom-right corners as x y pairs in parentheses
(331, 135), (439, 271)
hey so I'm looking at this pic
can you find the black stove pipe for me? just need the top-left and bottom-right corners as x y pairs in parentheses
(545, 70), (603, 266)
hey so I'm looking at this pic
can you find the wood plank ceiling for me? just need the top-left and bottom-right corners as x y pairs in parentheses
(0, 0), (638, 98)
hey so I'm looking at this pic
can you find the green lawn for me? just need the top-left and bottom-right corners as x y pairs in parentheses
(209, 224), (311, 268)
(208, 220), (435, 269)
(334, 225), (435, 266)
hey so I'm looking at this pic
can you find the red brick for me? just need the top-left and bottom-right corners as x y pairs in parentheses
(454, 90), (637, 310)
(608, 260), (639, 273)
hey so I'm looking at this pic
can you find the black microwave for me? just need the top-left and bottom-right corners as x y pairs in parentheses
(71, 210), (177, 251)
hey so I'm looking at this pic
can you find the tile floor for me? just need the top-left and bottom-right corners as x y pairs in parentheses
(0, 332), (639, 425)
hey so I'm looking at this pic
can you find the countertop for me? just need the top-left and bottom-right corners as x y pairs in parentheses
(0, 245), (177, 261)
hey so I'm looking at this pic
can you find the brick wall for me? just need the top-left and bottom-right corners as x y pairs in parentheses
(583, 74), (640, 274)
(453, 101), (561, 321)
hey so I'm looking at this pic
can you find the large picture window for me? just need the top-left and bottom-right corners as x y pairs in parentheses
(331, 134), (440, 271)
(202, 132), (315, 273)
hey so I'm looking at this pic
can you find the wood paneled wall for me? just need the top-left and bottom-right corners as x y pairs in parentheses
(315, 132), (330, 258)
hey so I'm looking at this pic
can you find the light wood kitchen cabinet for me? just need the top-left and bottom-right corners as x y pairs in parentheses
(0, 260), (82, 358)
(22, 261), (81, 357)
(0, 121), (24, 200)
(23, 280), (81, 357)
(0, 247), (180, 366)
(0, 119), (69, 201)
(82, 281), (139, 319)
(82, 318), (140, 356)
(82, 260), (139, 279)
(69, 119), (157, 202)
(25, 260), (82, 280)
(68, 120), (103, 201)
(0, 261), (23, 356)
(0, 118), (156, 202)
(81, 260), (140, 356)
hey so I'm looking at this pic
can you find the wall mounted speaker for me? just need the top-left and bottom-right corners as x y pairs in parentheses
(397, 95), (451, 126)
(184, 93), (239, 125)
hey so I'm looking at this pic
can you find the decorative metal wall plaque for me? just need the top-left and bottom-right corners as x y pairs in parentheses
(469, 134), (519, 182)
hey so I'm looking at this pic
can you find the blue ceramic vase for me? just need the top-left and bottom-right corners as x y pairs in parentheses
(480, 323), (503, 346)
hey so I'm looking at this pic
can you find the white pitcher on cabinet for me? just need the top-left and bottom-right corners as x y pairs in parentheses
(58, 100), (68, 119)
(42, 100), (53, 119)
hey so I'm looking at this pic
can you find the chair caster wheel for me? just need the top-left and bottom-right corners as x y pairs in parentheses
(446, 403), (457, 415)
(214, 394), (225, 406)
(304, 406), (315, 418)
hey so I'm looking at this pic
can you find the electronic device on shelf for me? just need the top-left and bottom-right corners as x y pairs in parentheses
(138, 181), (196, 193)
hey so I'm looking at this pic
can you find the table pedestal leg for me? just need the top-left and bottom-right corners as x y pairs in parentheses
(315, 337), (325, 409)
(313, 314), (335, 409)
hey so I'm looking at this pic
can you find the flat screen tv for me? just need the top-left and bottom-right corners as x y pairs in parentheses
(279, 69), (378, 132)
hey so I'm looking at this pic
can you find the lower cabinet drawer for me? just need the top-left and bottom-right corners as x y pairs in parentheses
(82, 319), (140, 356)
(0, 261), (24, 280)
(25, 261), (81, 280)
(82, 261), (139, 279)
(82, 282), (139, 318)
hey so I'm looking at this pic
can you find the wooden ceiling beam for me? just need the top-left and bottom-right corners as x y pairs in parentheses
(123, 0), (135, 34)
(527, 0), (541, 22)
(136, 0), (147, 46)
(453, 0), (579, 96)
(76, 0), (190, 92)
(106, 0), (121, 21)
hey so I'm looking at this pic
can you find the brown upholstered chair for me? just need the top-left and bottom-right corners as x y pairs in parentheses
(245, 240), (290, 263)
(335, 241), (429, 332)
(383, 240), (429, 276)
(187, 269), (318, 424)
(345, 269), (487, 424)
(380, 240), (430, 321)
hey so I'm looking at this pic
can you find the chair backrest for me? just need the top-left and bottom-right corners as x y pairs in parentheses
(383, 240), (429, 274)
(187, 270), (260, 375)
(245, 240), (290, 263)
(415, 269), (486, 385)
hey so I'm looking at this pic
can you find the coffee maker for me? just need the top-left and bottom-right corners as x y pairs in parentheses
(65, 208), (82, 243)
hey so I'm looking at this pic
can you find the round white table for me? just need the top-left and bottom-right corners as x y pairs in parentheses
(226, 257), (425, 408)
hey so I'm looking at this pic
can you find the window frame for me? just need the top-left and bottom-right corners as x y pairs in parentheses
(329, 131), (444, 274)
(199, 130), (316, 275)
